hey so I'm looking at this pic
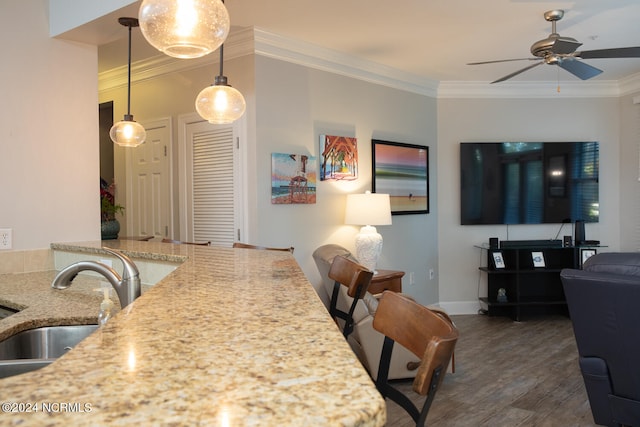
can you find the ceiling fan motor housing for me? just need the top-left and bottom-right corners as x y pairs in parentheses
(531, 35), (581, 57)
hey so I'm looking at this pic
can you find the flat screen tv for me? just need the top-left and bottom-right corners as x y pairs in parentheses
(460, 141), (599, 225)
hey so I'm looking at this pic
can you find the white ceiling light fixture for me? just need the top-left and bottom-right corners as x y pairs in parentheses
(195, 43), (246, 124)
(109, 17), (146, 148)
(138, 0), (230, 59)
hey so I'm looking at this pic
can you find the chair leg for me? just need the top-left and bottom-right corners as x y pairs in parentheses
(329, 281), (340, 321)
(416, 366), (444, 427)
(376, 337), (421, 422)
(377, 337), (446, 427)
(329, 281), (363, 339)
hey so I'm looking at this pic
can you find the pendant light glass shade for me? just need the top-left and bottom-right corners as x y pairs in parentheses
(139, 0), (230, 59)
(195, 76), (246, 124)
(110, 116), (147, 147)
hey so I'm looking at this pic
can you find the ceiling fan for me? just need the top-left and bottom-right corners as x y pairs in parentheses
(468, 10), (640, 83)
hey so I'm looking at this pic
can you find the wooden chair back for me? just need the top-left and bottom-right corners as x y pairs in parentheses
(233, 242), (294, 253)
(373, 291), (459, 426)
(328, 255), (373, 299)
(327, 255), (373, 338)
(162, 238), (211, 246)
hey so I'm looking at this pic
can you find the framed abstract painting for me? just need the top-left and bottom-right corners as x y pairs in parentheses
(372, 139), (428, 215)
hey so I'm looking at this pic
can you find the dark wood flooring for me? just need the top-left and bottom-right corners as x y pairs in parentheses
(384, 314), (598, 427)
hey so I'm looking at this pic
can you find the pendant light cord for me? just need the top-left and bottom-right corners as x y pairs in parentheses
(117, 17), (139, 120)
(219, 44), (224, 77)
(126, 23), (132, 117)
(218, 0), (225, 79)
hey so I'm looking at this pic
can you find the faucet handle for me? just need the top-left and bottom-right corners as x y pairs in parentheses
(102, 247), (139, 280)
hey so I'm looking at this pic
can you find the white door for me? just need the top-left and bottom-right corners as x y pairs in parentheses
(126, 118), (172, 239)
(178, 114), (244, 247)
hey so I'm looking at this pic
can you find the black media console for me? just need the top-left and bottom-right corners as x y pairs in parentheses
(477, 239), (601, 321)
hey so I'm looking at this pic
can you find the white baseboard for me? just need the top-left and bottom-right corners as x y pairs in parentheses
(438, 300), (483, 315)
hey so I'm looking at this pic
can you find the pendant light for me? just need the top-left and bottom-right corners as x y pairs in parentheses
(109, 17), (146, 147)
(138, 0), (230, 59)
(195, 43), (246, 124)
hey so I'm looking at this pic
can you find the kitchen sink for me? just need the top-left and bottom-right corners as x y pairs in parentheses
(0, 359), (53, 378)
(0, 324), (98, 379)
(0, 305), (19, 320)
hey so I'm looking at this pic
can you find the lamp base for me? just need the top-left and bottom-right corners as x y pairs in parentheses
(354, 225), (383, 273)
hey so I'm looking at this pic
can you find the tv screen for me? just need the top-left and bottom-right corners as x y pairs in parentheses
(460, 142), (599, 225)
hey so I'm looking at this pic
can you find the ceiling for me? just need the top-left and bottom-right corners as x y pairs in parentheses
(88, 0), (640, 85)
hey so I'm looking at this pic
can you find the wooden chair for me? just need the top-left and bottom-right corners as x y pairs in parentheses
(407, 306), (456, 374)
(161, 238), (211, 246)
(328, 255), (373, 338)
(373, 291), (459, 427)
(232, 242), (294, 253)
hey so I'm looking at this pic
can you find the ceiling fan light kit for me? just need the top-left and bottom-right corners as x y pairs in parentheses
(469, 9), (640, 84)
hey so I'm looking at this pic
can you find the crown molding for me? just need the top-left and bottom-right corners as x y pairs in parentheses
(99, 26), (640, 99)
(618, 72), (640, 96)
(98, 28), (255, 92)
(251, 28), (440, 97)
(437, 80), (624, 99)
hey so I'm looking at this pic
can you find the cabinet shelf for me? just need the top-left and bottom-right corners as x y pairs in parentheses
(480, 297), (566, 307)
(478, 245), (581, 321)
(481, 267), (564, 274)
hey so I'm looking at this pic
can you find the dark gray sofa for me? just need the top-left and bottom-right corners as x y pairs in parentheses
(560, 252), (640, 427)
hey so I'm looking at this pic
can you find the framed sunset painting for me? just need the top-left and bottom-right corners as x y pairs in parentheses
(372, 139), (429, 215)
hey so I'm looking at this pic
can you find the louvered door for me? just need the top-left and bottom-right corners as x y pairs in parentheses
(179, 115), (243, 247)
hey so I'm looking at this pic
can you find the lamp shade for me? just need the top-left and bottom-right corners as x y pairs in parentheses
(345, 192), (392, 226)
(195, 81), (246, 124)
(138, 0), (230, 59)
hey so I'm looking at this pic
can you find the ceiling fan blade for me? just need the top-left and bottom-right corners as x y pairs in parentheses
(577, 47), (640, 59)
(551, 38), (582, 55)
(558, 59), (603, 80)
(468, 58), (538, 65)
(491, 61), (544, 83)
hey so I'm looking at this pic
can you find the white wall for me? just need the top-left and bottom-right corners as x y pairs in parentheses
(48, 0), (137, 37)
(618, 93), (640, 251)
(0, 0), (99, 250)
(437, 96), (623, 313)
(252, 56), (439, 305)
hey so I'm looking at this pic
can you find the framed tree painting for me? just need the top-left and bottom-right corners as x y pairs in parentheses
(319, 135), (358, 181)
(372, 139), (429, 215)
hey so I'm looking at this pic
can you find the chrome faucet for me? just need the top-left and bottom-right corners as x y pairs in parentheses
(51, 247), (141, 308)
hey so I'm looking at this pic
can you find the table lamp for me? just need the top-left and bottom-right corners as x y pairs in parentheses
(344, 191), (392, 273)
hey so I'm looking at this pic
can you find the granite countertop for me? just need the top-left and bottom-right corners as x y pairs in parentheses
(0, 241), (386, 426)
(0, 271), (110, 342)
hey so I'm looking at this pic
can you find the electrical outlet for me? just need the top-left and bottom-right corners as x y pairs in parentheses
(0, 228), (12, 250)
(408, 272), (415, 286)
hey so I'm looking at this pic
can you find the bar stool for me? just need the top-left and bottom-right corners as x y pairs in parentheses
(162, 238), (211, 246)
(373, 291), (458, 427)
(233, 242), (294, 253)
(328, 255), (373, 338)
